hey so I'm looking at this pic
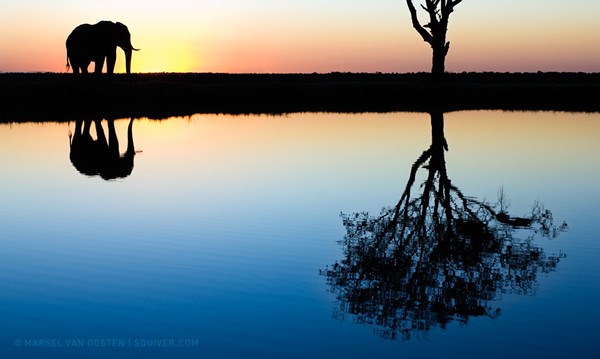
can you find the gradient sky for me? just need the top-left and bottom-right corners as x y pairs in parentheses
(1, 0), (599, 73)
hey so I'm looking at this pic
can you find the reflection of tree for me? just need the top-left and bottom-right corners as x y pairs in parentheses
(320, 112), (568, 341)
(69, 117), (136, 180)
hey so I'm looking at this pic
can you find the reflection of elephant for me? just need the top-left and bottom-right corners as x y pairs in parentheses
(66, 21), (139, 77)
(69, 118), (136, 180)
(321, 112), (568, 341)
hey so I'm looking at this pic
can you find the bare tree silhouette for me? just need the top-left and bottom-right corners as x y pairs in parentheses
(321, 112), (568, 341)
(406, 0), (462, 78)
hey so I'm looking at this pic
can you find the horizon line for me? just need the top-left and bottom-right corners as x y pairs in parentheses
(2, 71), (600, 75)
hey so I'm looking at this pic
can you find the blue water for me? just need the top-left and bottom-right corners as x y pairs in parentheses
(0, 111), (599, 358)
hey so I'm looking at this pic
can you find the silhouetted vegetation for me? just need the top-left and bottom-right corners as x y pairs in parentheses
(1, 72), (599, 122)
(406, 0), (462, 78)
(320, 112), (568, 341)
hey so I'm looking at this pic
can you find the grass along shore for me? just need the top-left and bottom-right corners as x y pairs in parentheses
(1, 72), (599, 122)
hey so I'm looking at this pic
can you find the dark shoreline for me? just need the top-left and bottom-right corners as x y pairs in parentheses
(1, 72), (599, 122)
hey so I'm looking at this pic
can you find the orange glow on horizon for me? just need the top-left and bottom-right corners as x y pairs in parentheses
(131, 43), (198, 74)
(1, 1), (599, 74)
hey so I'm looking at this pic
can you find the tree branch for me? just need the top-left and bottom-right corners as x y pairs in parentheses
(422, 0), (440, 25)
(441, 0), (462, 18)
(406, 0), (434, 44)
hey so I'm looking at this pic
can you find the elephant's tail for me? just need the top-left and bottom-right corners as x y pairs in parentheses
(66, 54), (70, 72)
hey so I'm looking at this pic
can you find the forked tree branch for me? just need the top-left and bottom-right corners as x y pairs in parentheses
(406, 0), (434, 44)
(423, 0), (440, 24)
(441, 0), (462, 18)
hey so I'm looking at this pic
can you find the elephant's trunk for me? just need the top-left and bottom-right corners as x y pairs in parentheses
(123, 41), (139, 75)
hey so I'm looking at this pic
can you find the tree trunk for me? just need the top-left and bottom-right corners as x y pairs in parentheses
(431, 46), (446, 77)
(406, 0), (461, 79)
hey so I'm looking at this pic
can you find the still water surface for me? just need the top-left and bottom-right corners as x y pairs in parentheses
(0, 111), (599, 358)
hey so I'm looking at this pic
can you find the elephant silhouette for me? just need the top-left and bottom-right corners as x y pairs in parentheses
(66, 21), (139, 78)
(69, 118), (136, 180)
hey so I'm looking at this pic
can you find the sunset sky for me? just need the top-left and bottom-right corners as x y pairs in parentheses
(1, 0), (599, 73)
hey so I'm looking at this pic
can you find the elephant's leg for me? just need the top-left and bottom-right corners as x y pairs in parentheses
(80, 61), (90, 75)
(94, 57), (105, 75)
(70, 119), (84, 147)
(80, 67), (87, 80)
(75, 119), (84, 136)
(93, 119), (108, 146)
(83, 119), (93, 135)
(106, 49), (117, 76)
(106, 118), (120, 159)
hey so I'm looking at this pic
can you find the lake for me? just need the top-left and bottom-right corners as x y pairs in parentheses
(1, 111), (599, 358)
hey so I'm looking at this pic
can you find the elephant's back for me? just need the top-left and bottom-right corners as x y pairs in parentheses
(69, 23), (93, 33)
(66, 24), (101, 59)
